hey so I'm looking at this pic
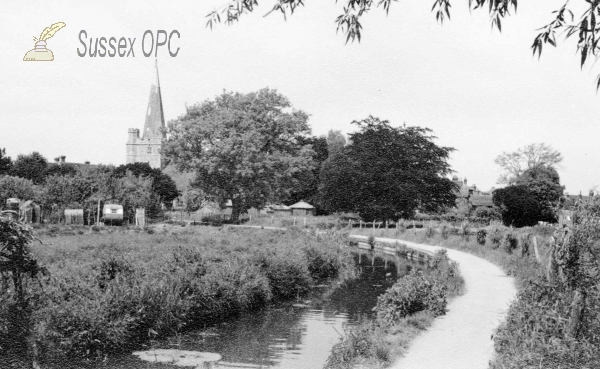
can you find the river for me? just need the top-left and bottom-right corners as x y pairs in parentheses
(36, 249), (423, 369)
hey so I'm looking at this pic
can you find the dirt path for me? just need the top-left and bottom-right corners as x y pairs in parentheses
(360, 237), (517, 369)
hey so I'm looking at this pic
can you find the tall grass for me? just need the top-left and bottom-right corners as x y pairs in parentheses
(0, 225), (354, 362)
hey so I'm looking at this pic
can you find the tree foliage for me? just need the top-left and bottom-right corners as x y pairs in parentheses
(286, 135), (329, 213)
(0, 176), (36, 205)
(10, 152), (48, 185)
(207, 0), (600, 87)
(492, 185), (544, 227)
(494, 143), (563, 184)
(493, 165), (563, 227)
(113, 162), (179, 204)
(164, 88), (315, 221)
(515, 165), (564, 216)
(326, 130), (346, 157)
(0, 148), (12, 175)
(320, 116), (457, 221)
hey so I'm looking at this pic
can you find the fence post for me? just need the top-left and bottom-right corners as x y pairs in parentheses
(533, 236), (541, 264)
(304, 217), (307, 228)
(413, 220), (416, 233)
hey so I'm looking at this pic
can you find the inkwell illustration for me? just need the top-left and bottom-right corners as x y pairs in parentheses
(23, 22), (66, 61)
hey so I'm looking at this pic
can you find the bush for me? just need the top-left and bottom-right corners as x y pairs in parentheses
(501, 233), (519, 254)
(476, 229), (487, 245)
(374, 270), (447, 322)
(488, 228), (503, 249)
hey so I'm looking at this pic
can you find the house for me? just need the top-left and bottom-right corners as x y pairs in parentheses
(452, 176), (494, 209)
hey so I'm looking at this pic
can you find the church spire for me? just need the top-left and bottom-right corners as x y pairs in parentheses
(142, 59), (166, 139)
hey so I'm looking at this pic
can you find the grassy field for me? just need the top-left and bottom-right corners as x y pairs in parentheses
(0, 223), (355, 364)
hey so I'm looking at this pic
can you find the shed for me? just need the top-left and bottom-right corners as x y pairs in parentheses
(289, 201), (315, 216)
(65, 209), (84, 225)
(103, 204), (124, 225)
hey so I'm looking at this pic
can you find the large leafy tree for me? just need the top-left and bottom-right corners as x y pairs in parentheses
(319, 116), (457, 221)
(10, 152), (48, 185)
(0, 148), (12, 175)
(163, 88), (315, 221)
(495, 143), (563, 184)
(207, 1), (600, 88)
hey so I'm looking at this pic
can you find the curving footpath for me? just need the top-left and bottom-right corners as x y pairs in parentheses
(353, 236), (517, 369)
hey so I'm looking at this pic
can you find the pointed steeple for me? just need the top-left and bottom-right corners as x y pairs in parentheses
(142, 59), (166, 139)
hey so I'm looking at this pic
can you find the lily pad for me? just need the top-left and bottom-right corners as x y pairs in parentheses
(132, 349), (221, 367)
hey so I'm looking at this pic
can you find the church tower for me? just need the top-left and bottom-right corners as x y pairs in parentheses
(126, 60), (166, 169)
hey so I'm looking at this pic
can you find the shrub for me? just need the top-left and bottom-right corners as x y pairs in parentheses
(476, 229), (487, 245)
(488, 228), (503, 249)
(374, 270), (447, 322)
(501, 233), (519, 254)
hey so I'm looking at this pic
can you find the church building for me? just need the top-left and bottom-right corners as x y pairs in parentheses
(126, 61), (166, 169)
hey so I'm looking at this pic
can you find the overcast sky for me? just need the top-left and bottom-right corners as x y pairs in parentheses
(1, 0), (598, 194)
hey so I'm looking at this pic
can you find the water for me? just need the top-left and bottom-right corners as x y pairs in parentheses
(37, 250), (422, 369)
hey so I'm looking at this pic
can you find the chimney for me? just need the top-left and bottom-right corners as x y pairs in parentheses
(60, 155), (66, 164)
(463, 178), (467, 185)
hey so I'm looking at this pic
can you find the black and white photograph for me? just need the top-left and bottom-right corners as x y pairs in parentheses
(1, 1), (600, 368)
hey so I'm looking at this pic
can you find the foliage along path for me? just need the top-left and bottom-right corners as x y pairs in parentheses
(359, 236), (517, 369)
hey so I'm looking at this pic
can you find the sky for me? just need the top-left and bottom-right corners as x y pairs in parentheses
(1, 0), (598, 195)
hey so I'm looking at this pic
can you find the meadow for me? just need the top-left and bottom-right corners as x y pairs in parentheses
(0, 224), (354, 363)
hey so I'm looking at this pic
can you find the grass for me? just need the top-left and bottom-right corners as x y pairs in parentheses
(0, 224), (355, 364)
(324, 248), (464, 369)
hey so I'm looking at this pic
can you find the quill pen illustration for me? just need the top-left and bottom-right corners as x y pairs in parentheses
(23, 22), (66, 61)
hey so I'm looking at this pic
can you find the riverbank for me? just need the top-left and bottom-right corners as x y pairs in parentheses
(325, 238), (465, 369)
(353, 226), (600, 368)
(0, 224), (354, 366)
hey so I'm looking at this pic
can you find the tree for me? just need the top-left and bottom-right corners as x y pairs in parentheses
(207, 1), (600, 87)
(10, 152), (48, 185)
(44, 163), (77, 178)
(494, 143), (563, 184)
(286, 135), (329, 213)
(163, 88), (315, 221)
(493, 185), (545, 227)
(113, 162), (179, 204)
(515, 165), (564, 222)
(0, 148), (11, 175)
(181, 189), (207, 215)
(0, 176), (36, 205)
(326, 130), (346, 157)
(319, 116), (457, 221)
